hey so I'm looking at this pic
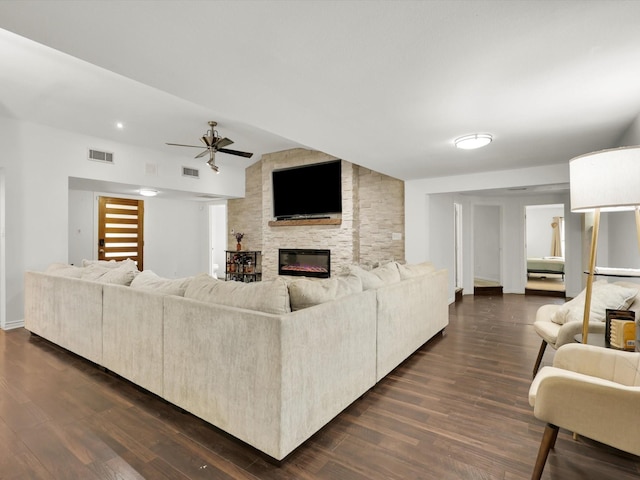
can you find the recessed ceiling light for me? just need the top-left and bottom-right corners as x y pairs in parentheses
(454, 133), (492, 150)
(139, 189), (158, 197)
(116, 122), (124, 129)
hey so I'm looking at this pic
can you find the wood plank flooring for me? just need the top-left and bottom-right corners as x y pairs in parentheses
(1, 294), (639, 479)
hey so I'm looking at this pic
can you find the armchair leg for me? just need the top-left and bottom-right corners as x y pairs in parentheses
(532, 423), (559, 480)
(533, 340), (548, 378)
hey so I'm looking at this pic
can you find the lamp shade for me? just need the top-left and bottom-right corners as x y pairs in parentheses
(570, 146), (640, 212)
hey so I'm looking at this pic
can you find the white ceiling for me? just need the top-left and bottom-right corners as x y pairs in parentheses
(1, 0), (640, 185)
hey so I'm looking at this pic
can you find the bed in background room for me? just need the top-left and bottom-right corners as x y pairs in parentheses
(527, 256), (565, 279)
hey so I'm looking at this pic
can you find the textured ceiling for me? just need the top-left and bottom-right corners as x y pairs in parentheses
(1, 0), (640, 183)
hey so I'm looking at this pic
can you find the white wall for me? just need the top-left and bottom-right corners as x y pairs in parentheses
(68, 190), (210, 277)
(407, 163), (577, 300)
(0, 115), (245, 326)
(526, 204), (564, 258)
(473, 205), (501, 283)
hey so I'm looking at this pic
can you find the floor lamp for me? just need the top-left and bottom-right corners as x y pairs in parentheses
(569, 146), (640, 344)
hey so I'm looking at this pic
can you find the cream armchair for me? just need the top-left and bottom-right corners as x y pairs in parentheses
(528, 343), (640, 480)
(532, 280), (640, 378)
(532, 303), (605, 378)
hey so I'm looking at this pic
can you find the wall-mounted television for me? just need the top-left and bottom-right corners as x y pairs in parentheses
(272, 160), (342, 220)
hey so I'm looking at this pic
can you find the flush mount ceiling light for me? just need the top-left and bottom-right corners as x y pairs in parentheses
(139, 188), (158, 197)
(454, 133), (493, 150)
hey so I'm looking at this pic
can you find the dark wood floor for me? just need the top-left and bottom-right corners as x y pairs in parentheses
(1, 294), (639, 479)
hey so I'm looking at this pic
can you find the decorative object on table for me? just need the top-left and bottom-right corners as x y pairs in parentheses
(569, 146), (640, 344)
(235, 232), (244, 251)
(605, 308), (635, 348)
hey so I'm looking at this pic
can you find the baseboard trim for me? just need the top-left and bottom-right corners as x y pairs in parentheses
(3, 318), (25, 330)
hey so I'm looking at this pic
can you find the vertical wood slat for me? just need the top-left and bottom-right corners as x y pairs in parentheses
(98, 197), (144, 270)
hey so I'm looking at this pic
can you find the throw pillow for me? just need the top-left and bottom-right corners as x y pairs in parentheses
(130, 270), (192, 296)
(551, 281), (638, 325)
(396, 261), (436, 279)
(81, 261), (138, 285)
(288, 274), (363, 311)
(45, 263), (84, 278)
(347, 262), (401, 290)
(184, 274), (291, 315)
(82, 258), (137, 269)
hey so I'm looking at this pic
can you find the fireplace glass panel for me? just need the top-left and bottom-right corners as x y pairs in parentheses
(278, 249), (330, 278)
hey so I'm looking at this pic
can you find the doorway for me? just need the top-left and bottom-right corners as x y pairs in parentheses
(98, 197), (145, 270)
(209, 203), (227, 279)
(524, 204), (565, 297)
(473, 204), (503, 295)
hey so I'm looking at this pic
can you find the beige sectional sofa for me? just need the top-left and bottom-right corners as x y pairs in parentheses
(24, 260), (448, 461)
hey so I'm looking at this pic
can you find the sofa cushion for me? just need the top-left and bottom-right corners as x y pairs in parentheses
(130, 270), (192, 296)
(81, 261), (138, 285)
(45, 263), (84, 278)
(82, 258), (137, 269)
(184, 274), (291, 314)
(288, 274), (362, 311)
(551, 280), (638, 325)
(396, 261), (436, 279)
(347, 262), (400, 290)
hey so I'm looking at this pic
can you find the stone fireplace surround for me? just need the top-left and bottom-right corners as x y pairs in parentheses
(227, 148), (405, 279)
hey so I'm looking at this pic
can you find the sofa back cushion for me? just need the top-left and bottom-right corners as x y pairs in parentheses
(80, 261), (139, 286)
(396, 261), (436, 279)
(346, 262), (401, 290)
(45, 263), (84, 278)
(288, 274), (362, 311)
(185, 274), (291, 314)
(130, 270), (192, 296)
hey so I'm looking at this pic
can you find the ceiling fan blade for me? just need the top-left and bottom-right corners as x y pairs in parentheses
(194, 149), (210, 159)
(166, 142), (203, 148)
(218, 148), (253, 158)
(214, 137), (234, 149)
(201, 135), (213, 147)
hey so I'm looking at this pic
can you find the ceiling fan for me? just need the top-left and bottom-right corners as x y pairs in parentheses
(166, 121), (253, 173)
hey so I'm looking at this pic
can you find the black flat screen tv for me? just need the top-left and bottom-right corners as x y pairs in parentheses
(272, 160), (342, 220)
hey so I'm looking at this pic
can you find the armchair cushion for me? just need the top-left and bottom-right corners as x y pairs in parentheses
(551, 281), (637, 325)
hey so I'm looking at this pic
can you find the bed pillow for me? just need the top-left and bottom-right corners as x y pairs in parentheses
(551, 280), (638, 325)
(130, 270), (192, 296)
(185, 274), (291, 315)
(288, 274), (362, 311)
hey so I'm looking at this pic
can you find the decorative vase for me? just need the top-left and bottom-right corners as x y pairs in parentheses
(236, 243), (242, 251)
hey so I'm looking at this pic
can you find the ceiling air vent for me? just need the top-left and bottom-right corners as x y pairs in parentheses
(182, 166), (200, 179)
(88, 149), (114, 164)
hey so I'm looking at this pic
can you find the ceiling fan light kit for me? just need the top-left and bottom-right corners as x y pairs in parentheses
(454, 133), (493, 150)
(166, 121), (253, 173)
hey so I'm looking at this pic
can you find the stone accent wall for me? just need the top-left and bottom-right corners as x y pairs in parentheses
(228, 148), (404, 279)
(357, 166), (405, 265)
(227, 160), (263, 252)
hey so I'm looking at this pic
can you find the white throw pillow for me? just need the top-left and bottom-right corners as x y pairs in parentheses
(551, 281), (638, 325)
(185, 274), (291, 315)
(81, 258), (137, 269)
(288, 274), (363, 311)
(396, 261), (436, 279)
(81, 261), (138, 285)
(45, 263), (84, 278)
(347, 262), (400, 290)
(130, 270), (192, 296)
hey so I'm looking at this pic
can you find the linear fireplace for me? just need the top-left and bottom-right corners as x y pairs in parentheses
(278, 248), (330, 278)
